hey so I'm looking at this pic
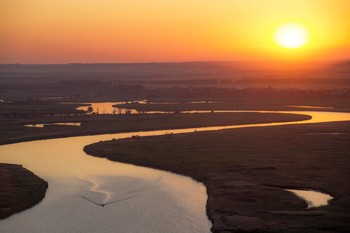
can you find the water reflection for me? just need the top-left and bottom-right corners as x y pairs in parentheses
(287, 105), (333, 109)
(1, 110), (350, 232)
(24, 123), (81, 128)
(286, 189), (333, 208)
(76, 102), (182, 115)
(305, 132), (343, 135)
(76, 101), (217, 115)
(0, 133), (212, 233)
(138, 100), (217, 104)
(73, 101), (346, 126)
(76, 102), (138, 114)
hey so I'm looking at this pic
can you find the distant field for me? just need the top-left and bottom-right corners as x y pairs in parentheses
(1, 62), (350, 101)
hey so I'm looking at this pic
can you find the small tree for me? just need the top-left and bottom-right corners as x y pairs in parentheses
(87, 106), (93, 113)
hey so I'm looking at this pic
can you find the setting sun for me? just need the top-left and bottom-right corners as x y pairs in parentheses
(274, 24), (310, 49)
(1, 0), (349, 62)
(1, 1), (350, 233)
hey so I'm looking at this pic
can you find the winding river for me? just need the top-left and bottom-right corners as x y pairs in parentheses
(1, 110), (350, 233)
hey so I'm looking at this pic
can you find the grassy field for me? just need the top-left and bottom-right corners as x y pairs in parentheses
(0, 95), (349, 231)
(84, 121), (350, 233)
(0, 112), (309, 145)
(0, 102), (85, 116)
(0, 164), (48, 219)
(116, 96), (350, 113)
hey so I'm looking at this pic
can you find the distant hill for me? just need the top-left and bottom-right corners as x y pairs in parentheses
(0, 62), (235, 74)
(0, 62), (237, 80)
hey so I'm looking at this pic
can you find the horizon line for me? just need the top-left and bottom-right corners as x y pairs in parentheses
(0, 59), (349, 66)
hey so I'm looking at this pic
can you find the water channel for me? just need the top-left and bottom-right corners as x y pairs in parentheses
(1, 110), (350, 232)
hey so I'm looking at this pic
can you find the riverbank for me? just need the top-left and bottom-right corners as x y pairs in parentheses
(0, 112), (310, 145)
(0, 112), (310, 222)
(84, 121), (350, 233)
(0, 163), (48, 219)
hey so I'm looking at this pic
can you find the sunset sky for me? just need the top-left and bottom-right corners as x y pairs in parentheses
(1, 0), (349, 63)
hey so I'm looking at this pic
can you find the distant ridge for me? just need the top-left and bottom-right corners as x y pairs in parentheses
(0, 61), (232, 73)
(330, 61), (350, 70)
(1, 60), (349, 81)
(2, 59), (349, 72)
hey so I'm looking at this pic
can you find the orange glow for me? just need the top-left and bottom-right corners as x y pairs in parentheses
(274, 24), (310, 49)
(1, 0), (349, 63)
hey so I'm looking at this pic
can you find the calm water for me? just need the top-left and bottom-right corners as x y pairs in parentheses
(24, 122), (82, 128)
(0, 133), (212, 233)
(76, 102), (138, 114)
(76, 101), (217, 115)
(1, 110), (350, 232)
(286, 189), (333, 208)
(287, 105), (333, 109)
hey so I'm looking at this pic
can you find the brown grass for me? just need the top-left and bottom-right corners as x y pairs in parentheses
(0, 164), (48, 219)
(85, 121), (350, 233)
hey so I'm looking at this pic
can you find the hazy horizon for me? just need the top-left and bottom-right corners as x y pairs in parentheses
(1, 59), (349, 71)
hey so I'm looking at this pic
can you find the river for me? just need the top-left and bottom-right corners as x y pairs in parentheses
(0, 110), (350, 232)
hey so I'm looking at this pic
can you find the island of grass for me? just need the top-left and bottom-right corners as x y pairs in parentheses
(0, 164), (48, 219)
(84, 121), (350, 233)
(0, 112), (310, 145)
